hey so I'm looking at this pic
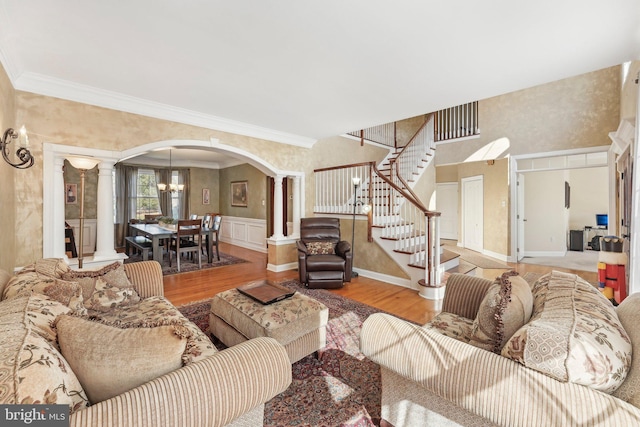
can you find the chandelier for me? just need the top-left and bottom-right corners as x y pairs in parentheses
(157, 149), (184, 193)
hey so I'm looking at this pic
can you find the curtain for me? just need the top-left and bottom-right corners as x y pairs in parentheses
(114, 164), (139, 248)
(178, 168), (190, 219)
(156, 169), (172, 217)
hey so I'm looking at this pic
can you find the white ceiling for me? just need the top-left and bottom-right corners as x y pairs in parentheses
(0, 1), (639, 151)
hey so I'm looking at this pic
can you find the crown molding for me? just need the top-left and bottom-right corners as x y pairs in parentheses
(13, 71), (317, 148)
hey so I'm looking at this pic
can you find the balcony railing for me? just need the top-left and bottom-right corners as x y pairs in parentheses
(434, 101), (479, 142)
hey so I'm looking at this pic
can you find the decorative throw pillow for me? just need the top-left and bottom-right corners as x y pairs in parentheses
(61, 262), (140, 310)
(84, 278), (140, 313)
(306, 241), (335, 255)
(468, 271), (533, 354)
(17, 258), (70, 279)
(56, 314), (188, 404)
(25, 293), (72, 348)
(2, 272), (87, 315)
(85, 295), (216, 365)
(426, 312), (475, 343)
(0, 296), (88, 413)
(501, 270), (632, 393)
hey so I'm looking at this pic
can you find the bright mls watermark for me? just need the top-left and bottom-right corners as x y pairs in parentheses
(0, 405), (68, 426)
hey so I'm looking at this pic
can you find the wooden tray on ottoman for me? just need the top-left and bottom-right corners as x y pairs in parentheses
(237, 280), (296, 305)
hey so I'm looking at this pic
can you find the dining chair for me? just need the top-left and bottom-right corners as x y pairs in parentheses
(205, 215), (222, 261)
(202, 214), (212, 230)
(144, 214), (162, 224)
(168, 219), (202, 272)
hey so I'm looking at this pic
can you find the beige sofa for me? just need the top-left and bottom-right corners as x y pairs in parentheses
(0, 259), (292, 427)
(361, 272), (640, 426)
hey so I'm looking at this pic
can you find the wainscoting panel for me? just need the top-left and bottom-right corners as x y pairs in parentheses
(220, 216), (267, 253)
(65, 219), (97, 255)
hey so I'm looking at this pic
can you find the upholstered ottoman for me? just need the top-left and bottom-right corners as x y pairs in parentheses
(210, 287), (328, 363)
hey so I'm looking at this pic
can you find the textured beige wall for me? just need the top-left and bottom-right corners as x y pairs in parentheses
(0, 63), (16, 272)
(396, 115), (429, 146)
(621, 61), (640, 120)
(436, 66), (621, 165)
(435, 164), (458, 183)
(447, 159), (510, 256)
(11, 90), (313, 266)
(340, 218), (410, 279)
(189, 167), (220, 216)
(219, 163), (268, 220)
(2, 62), (621, 275)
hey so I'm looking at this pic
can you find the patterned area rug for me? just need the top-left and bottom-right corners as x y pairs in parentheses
(177, 280), (386, 426)
(123, 251), (248, 275)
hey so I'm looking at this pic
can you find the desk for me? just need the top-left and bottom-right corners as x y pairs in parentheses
(129, 223), (219, 264)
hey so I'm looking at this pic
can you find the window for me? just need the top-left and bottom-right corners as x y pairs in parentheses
(136, 169), (161, 219)
(168, 170), (181, 219)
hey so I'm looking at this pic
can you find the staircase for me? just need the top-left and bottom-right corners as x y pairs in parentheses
(315, 115), (458, 298)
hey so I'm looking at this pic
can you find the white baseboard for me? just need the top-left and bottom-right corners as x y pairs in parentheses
(355, 268), (413, 289)
(267, 262), (297, 272)
(482, 249), (509, 262)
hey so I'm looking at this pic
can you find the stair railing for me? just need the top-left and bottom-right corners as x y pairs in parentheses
(372, 163), (441, 288)
(313, 161), (441, 287)
(389, 114), (435, 198)
(347, 122), (397, 148)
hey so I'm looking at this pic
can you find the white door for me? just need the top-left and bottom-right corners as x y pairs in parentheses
(517, 174), (526, 261)
(462, 176), (483, 252)
(436, 182), (458, 240)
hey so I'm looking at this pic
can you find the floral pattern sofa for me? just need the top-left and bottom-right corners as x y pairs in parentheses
(0, 259), (292, 427)
(360, 271), (640, 426)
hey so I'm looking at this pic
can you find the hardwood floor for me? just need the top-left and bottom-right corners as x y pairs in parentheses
(164, 242), (599, 325)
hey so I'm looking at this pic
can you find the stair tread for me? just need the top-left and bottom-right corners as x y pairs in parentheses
(440, 250), (460, 263)
(446, 262), (477, 275)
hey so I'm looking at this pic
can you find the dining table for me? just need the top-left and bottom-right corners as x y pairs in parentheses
(128, 223), (219, 265)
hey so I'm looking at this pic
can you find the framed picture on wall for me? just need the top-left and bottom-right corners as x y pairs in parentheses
(231, 181), (248, 207)
(65, 183), (77, 204)
(202, 188), (210, 205)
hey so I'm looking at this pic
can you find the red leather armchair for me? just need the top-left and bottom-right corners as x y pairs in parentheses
(296, 217), (352, 289)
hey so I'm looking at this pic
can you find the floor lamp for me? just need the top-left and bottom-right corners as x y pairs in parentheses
(351, 177), (361, 278)
(66, 156), (100, 269)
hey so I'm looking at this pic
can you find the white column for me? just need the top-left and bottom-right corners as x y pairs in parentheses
(272, 175), (285, 239)
(53, 156), (68, 260)
(93, 160), (117, 260)
(292, 175), (301, 237)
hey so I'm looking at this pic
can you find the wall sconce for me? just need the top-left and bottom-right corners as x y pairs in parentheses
(1, 125), (34, 169)
(66, 156), (100, 269)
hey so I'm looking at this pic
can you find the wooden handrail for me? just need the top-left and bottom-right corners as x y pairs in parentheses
(393, 114), (433, 160)
(314, 161), (376, 173)
(372, 163), (440, 217)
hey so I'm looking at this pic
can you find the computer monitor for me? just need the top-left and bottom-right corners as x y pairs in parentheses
(596, 214), (608, 228)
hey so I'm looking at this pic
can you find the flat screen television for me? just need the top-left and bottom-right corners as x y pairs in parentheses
(596, 214), (608, 228)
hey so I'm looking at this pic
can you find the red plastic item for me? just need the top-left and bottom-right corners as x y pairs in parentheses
(598, 261), (626, 304)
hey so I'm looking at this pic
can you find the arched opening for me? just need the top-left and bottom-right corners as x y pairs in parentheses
(42, 139), (304, 269)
